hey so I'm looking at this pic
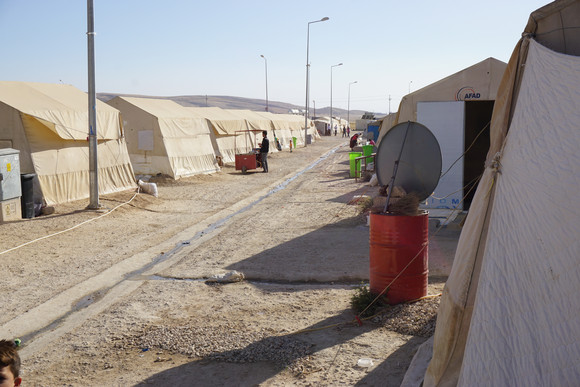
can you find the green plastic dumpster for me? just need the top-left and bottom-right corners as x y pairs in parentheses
(362, 144), (374, 164)
(349, 152), (362, 178)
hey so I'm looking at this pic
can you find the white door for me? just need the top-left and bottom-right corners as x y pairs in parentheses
(417, 101), (464, 210)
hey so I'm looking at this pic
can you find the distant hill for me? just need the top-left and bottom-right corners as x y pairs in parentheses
(97, 93), (379, 120)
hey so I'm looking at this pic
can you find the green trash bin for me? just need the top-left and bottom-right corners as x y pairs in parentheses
(349, 152), (362, 178)
(362, 144), (374, 164)
(292, 137), (297, 149)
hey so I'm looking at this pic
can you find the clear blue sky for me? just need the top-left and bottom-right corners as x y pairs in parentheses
(0, 0), (548, 114)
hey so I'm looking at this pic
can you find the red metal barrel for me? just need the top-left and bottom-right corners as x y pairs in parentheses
(369, 211), (429, 304)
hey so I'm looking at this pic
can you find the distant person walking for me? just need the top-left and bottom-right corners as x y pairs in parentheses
(347, 126), (350, 137)
(259, 130), (269, 173)
(334, 124), (338, 136)
(342, 126), (346, 137)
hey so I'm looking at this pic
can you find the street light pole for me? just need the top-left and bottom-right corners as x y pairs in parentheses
(260, 55), (268, 112)
(87, 0), (99, 209)
(409, 80), (413, 94)
(330, 63), (343, 136)
(347, 81), (357, 133)
(305, 16), (329, 146)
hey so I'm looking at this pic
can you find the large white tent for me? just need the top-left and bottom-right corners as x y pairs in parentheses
(107, 97), (219, 179)
(228, 110), (279, 152)
(0, 82), (136, 205)
(407, 1), (580, 385)
(377, 58), (507, 210)
(187, 107), (249, 163)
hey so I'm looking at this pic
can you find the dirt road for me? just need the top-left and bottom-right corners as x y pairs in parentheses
(0, 134), (457, 386)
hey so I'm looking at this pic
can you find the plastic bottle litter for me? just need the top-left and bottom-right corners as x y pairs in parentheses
(357, 358), (374, 368)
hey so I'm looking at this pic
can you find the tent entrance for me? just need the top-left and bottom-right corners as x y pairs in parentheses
(463, 100), (493, 208)
(417, 100), (492, 211)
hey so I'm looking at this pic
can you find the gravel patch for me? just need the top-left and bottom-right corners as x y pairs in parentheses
(122, 322), (317, 376)
(372, 296), (441, 337)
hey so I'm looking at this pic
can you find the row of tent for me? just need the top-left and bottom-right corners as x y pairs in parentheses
(0, 83), (319, 206)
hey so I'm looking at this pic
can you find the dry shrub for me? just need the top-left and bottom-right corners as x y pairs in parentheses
(388, 192), (420, 216)
(372, 186), (420, 215)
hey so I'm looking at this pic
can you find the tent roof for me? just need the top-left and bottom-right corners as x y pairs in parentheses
(229, 109), (274, 131)
(0, 81), (121, 140)
(188, 107), (248, 135)
(111, 96), (212, 136)
(525, 0), (580, 55)
(115, 96), (193, 118)
(393, 57), (507, 123)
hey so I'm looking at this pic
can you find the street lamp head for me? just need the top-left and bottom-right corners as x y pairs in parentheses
(321, 17), (329, 21)
(260, 54), (265, 58)
(338, 63), (343, 66)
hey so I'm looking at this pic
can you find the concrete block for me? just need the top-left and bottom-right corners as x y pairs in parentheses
(0, 197), (22, 222)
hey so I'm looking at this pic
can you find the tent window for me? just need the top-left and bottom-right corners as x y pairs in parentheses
(138, 130), (154, 151)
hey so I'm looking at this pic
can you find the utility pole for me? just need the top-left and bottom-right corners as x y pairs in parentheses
(388, 94), (392, 114)
(87, 0), (99, 209)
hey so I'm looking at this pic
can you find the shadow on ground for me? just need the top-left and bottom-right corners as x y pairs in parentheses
(136, 309), (380, 386)
(355, 336), (427, 387)
(224, 217), (370, 286)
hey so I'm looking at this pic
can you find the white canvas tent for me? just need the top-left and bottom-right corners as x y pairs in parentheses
(253, 112), (317, 149)
(375, 113), (397, 145)
(107, 97), (219, 179)
(378, 58), (507, 210)
(390, 57), (506, 125)
(283, 113), (320, 143)
(254, 111), (294, 149)
(188, 107), (249, 163)
(0, 81), (136, 205)
(414, 1), (580, 385)
(228, 110), (279, 152)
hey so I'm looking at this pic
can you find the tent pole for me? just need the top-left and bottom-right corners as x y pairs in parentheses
(87, 0), (99, 209)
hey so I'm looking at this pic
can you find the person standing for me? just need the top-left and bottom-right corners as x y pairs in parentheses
(259, 130), (269, 173)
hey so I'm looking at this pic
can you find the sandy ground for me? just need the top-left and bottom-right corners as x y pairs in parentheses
(0, 134), (459, 386)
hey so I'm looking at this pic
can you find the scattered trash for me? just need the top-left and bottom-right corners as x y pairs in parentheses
(357, 358), (374, 368)
(138, 179), (158, 197)
(13, 338), (21, 347)
(348, 195), (371, 205)
(141, 347), (150, 352)
(154, 356), (172, 363)
(369, 173), (378, 186)
(205, 270), (245, 284)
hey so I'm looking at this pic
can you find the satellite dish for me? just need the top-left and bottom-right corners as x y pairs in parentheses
(375, 121), (442, 202)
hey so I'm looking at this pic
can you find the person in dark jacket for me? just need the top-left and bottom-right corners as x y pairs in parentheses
(259, 130), (269, 172)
